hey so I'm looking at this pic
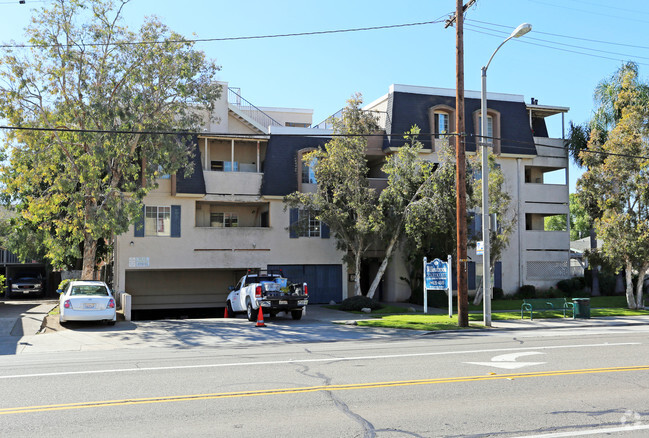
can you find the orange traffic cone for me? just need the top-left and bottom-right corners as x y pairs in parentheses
(255, 306), (266, 327)
(223, 306), (229, 318)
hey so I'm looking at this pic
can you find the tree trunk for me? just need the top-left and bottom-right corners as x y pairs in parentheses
(589, 227), (600, 296)
(366, 232), (400, 299)
(473, 283), (483, 305)
(81, 232), (98, 280)
(625, 260), (636, 309)
(635, 263), (648, 309)
(353, 250), (362, 296)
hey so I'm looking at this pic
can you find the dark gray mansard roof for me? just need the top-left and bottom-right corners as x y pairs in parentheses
(261, 135), (329, 197)
(385, 91), (539, 155)
(176, 135), (206, 195)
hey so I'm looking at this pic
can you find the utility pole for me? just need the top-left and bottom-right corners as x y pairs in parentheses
(453, 0), (469, 327)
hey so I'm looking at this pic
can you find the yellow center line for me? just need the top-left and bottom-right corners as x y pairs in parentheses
(2, 364), (649, 415)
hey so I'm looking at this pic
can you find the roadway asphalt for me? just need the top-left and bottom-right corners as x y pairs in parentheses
(1, 298), (648, 355)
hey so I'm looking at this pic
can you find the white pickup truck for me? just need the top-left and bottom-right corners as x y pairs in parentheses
(226, 270), (309, 321)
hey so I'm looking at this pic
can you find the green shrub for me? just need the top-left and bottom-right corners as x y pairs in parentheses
(556, 279), (572, 293)
(339, 295), (382, 311)
(584, 271), (616, 295)
(57, 278), (77, 292)
(516, 284), (536, 299)
(538, 287), (562, 298)
(572, 276), (586, 290)
(492, 287), (504, 300)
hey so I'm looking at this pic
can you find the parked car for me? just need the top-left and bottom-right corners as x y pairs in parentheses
(9, 276), (44, 298)
(58, 280), (116, 325)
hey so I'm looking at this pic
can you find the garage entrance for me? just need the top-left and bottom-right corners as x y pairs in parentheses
(125, 269), (242, 312)
(267, 264), (342, 304)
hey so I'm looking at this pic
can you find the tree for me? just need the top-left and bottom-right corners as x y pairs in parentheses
(578, 65), (649, 309)
(365, 127), (438, 299)
(284, 94), (380, 296)
(0, 0), (221, 278)
(544, 193), (589, 240)
(568, 62), (649, 297)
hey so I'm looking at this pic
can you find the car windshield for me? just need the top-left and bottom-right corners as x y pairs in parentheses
(70, 285), (109, 296)
(16, 277), (38, 282)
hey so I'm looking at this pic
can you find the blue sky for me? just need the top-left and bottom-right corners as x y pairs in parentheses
(2, 0), (649, 191)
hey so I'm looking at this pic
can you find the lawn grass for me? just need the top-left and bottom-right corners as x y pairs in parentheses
(349, 295), (649, 331)
(467, 295), (630, 312)
(356, 314), (482, 331)
(324, 304), (413, 315)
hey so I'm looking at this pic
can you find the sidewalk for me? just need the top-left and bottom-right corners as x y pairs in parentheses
(1, 303), (648, 356)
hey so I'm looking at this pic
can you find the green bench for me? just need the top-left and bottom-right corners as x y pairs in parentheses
(521, 298), (575, 320)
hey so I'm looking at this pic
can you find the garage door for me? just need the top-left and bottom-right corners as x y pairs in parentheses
(125, 269), (241, 310)
(267, 265), (342, 304)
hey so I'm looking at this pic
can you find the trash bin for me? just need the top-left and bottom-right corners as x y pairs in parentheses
(573, 298), (590, 319)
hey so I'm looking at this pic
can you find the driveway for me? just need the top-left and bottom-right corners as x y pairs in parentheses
(0, 299), (58, 355)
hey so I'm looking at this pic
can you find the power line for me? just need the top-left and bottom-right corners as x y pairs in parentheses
(465, 23), (649, 61)
(3, 124), (648, 161)
(467, 19), (649, 51)
(0, 17), (448, 50)
(464, 27), (649, 67)
(526, 0), (649, 25)
(562, 0), (649, 16)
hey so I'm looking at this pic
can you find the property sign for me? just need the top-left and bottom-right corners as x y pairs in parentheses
(476, 241), (484, 256)
(128, 257), (150, 268)
(425, 258), (449, 290)
(423, 256), (453, 317)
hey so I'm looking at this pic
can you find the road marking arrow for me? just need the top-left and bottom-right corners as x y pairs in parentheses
(464, 351), (546, 369)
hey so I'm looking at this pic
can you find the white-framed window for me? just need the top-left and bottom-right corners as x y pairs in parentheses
(298, 210), (320, 237)
(478, 115), (494, 145)
(301, 157), (317, 184)
(156, 165), (171, 179)
(145, 206), (171, 236)
(434, 111), (450, 138)
(210, 212), (238, 228)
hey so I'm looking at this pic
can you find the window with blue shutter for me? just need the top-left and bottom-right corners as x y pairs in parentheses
(171, 205), (181, 238)
(289, 208), (299, 238)
(494, 261), (502, 289)
(134, 205), (145, 237)
(321, 221), (330, 239)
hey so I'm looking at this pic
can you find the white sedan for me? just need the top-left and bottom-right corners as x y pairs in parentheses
(58, 280), (117, 326)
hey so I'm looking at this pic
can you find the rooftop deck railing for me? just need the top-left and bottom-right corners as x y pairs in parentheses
(228, 87), (283, 129)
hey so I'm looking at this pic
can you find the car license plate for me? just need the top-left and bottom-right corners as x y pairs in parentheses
(279, 300), (288, 305)
(84, 303), (96, 309)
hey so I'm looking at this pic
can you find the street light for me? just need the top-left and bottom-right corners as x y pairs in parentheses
(481, 22), (531, 327)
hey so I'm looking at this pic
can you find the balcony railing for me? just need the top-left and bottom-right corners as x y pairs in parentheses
(228, 87), (283, 129)
(313, 109), (390, 130)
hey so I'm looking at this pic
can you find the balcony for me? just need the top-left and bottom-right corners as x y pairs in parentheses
(203, 171), (263, 196)
(195, 201), (269, 228)
(523, 183), (568, 205)
(534, 137), (567, 158)
(523, 230), (570, 251)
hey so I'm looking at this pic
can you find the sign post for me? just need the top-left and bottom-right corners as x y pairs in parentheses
(423, 257), (453, 317)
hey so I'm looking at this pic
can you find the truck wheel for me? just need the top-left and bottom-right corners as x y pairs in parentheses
(226, 301), (235, 318)
(291, 309), (303, 320)
(246, 301), (256, 322)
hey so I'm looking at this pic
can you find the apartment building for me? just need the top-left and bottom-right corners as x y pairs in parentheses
(114, 82), (570, 313)
(362, 84), (570, 298)
(113, 85), (345, 314)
